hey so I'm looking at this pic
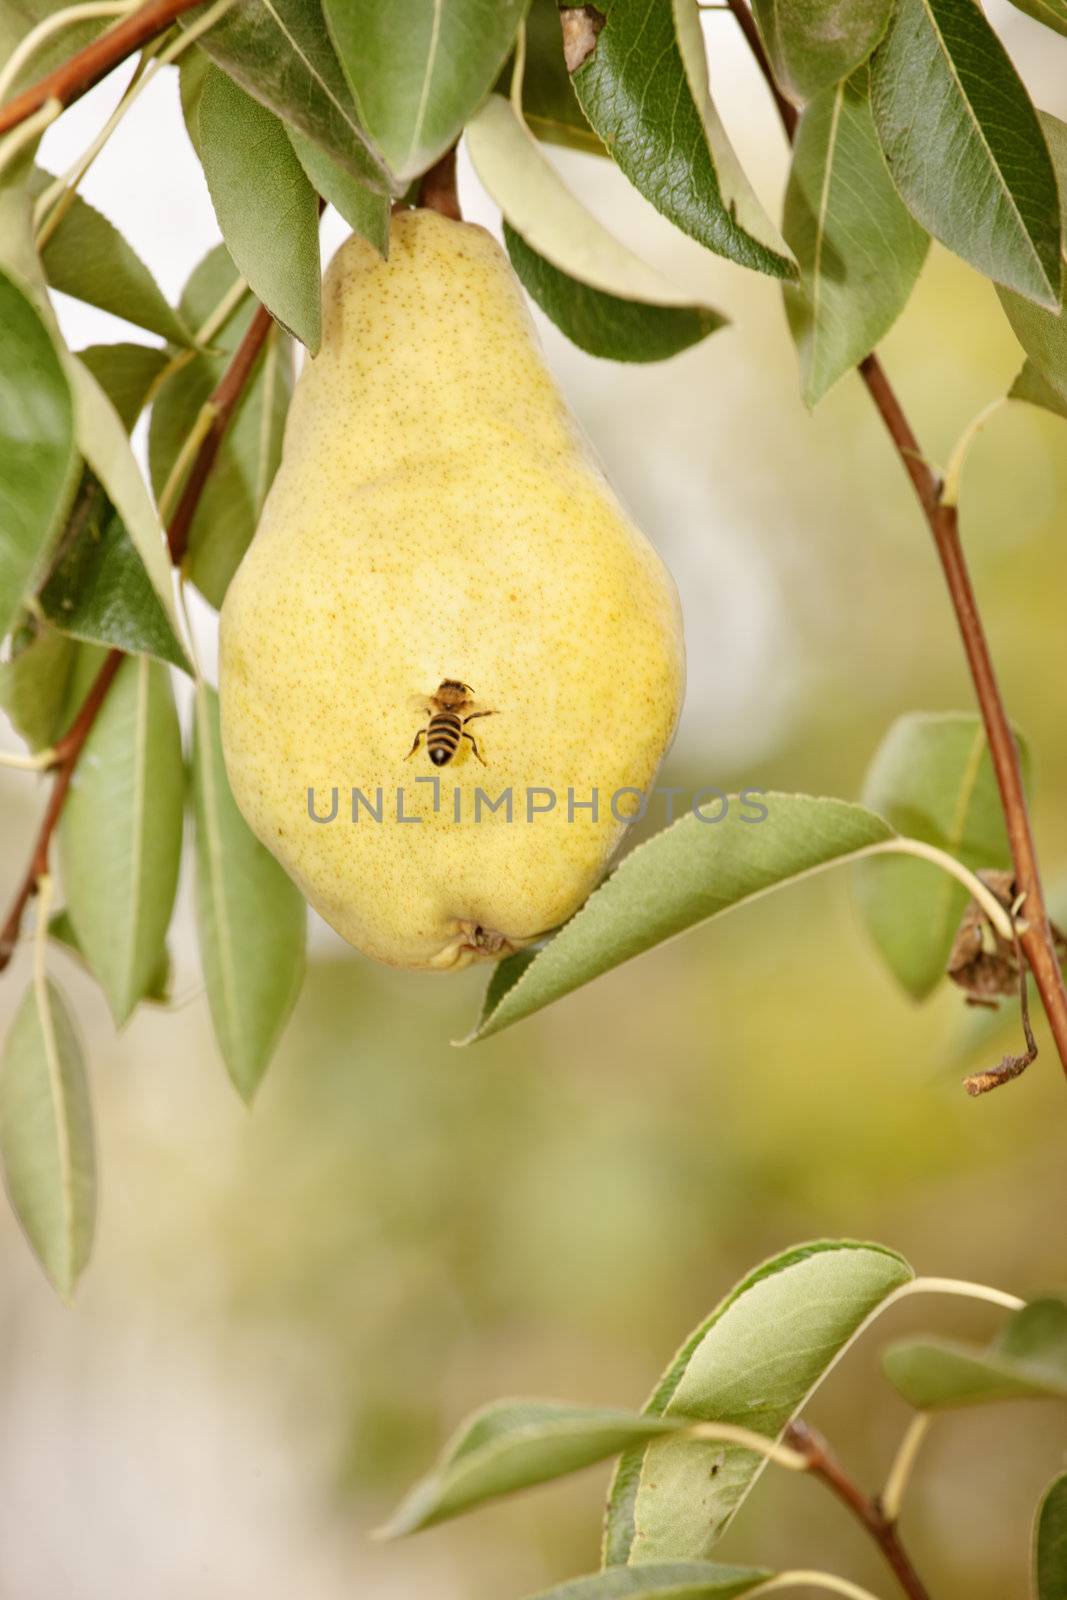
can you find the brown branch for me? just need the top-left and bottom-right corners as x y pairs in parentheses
(728, 0), (1067, 1082)
(0, 300), (276, 972)
(785, 1421), (931, 1600)
(0, 0), (207, 135)
(417, 145), (461, 220)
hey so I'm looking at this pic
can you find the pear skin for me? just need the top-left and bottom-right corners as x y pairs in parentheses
(219, 210), (684, 971)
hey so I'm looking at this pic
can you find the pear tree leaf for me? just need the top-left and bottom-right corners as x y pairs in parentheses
(0, 267), (77, 639)
(0, 975), (95, 1299)
(29, 168), (191, 346)
(466, 95), (725, 347)
(65, 357), (186, 649)
(869, 0), (1062, 309)
(497, 0), (604, 154)
(189, 0), (395, 193)
(528, 1566), (771, 1600)
(0, 613), (75, 750)
(1008, 0), (1067, 36)
(58, 654), (185, 1026)
(504, 222), (725, 361)
(853, 713), (1028, 1001)
(1035, 1474), (1067, 1600)
(604, 1241), (913, 1563)
(149, 247), (292, 609)
(751, 0), (892, 103)
(198, 66), (321, 352)
(324, 0), (527, 183)
(465, 794), (893, 1043)
(287, 126), (390, 254)
(783, 69), (928, 406)
(192, 684), (305, 1101)
(1010, 359), (1067, 421)
(48, 907), (172, 1005)
(77, 343), (170, 433)
(38, 473), (189, 670)
(565, 0), (794, 278)
(382, 1401), (696, 1538)
(998, 115), (1067, 405)
(883, 1298), (1067, 1409)
(178, 45), (210, 159)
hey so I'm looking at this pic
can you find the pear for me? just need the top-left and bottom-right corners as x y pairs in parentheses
(219, 210), (684, 971)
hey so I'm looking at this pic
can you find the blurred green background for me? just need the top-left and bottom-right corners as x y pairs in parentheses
(1, 4), (1066, 1596)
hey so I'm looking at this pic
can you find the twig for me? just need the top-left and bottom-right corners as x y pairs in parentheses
(0, 0), (205, 135)
(0, 299), (276, 971)
(784, 1421), (931, 1600)
(417, 144), (461, 220)
(727, 0), (1067, 1082)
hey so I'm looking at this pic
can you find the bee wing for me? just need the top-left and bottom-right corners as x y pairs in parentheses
(407, 692), (432, 713)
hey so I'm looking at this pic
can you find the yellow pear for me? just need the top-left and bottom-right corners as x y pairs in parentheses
(219, 209), (684, 971)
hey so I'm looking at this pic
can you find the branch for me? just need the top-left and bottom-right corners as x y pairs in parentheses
(728, 0), (1067, 1082)
(167, 301), (274, 563)
(0, 299), (275, 971)
(784, 1422), (931, 1600)
(0, 0), (205, 136)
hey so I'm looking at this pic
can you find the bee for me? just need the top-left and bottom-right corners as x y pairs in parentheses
(405, 680), (496, 767)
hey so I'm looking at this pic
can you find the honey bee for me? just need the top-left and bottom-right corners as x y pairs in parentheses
(405, 680), (496, 767)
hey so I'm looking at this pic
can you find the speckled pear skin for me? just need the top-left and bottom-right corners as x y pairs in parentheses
(219, 209), (684, 970)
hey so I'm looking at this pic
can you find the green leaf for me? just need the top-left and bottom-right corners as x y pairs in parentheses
(0, 613), (75, 750)
(604, 1241), (913, 1563)
(0, 267), (76, 639)
(466, 96), (725, 351)
(382, 1401), (696, 1538)
(149, 247), (292, 608)
(59, 654), (184, 1026)
(853, 713), (1028, 1001)
(178, 45), (210, 160)
(752, 0), (892, 103)
(498, 0), (604, 154)
(287, 127), (390, 254)
(884, 1298), (1067, 1409)
(998, 115), (1067, 404)
(1035, 1474), (1067, 1600)
(190, 0), (395, 193)
(0, 974), (95, 1299)
(198, 67), (322, 352)
(324, 0), (526, 182)
(49, 907), (172, 1005)
(192, 683), (305, 1100)
(783, 69), (928, 406)
(29, 168), (191, 346)
(869, 0), (1062, 309)
(466, 794), (893, 1043)
(566, 0), (794, 278)
(66, 356), (186, 649)
(529, 1566), (772, 1600)
(77, 343), (170, 433)
(1008, 0), (1067, 37)
(38, 473), (189, 670)
(1010, 359), (1067, 421)
(504, 222), (724, 361)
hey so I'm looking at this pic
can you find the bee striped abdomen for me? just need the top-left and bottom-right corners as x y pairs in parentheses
(427, 711), (462, 766)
